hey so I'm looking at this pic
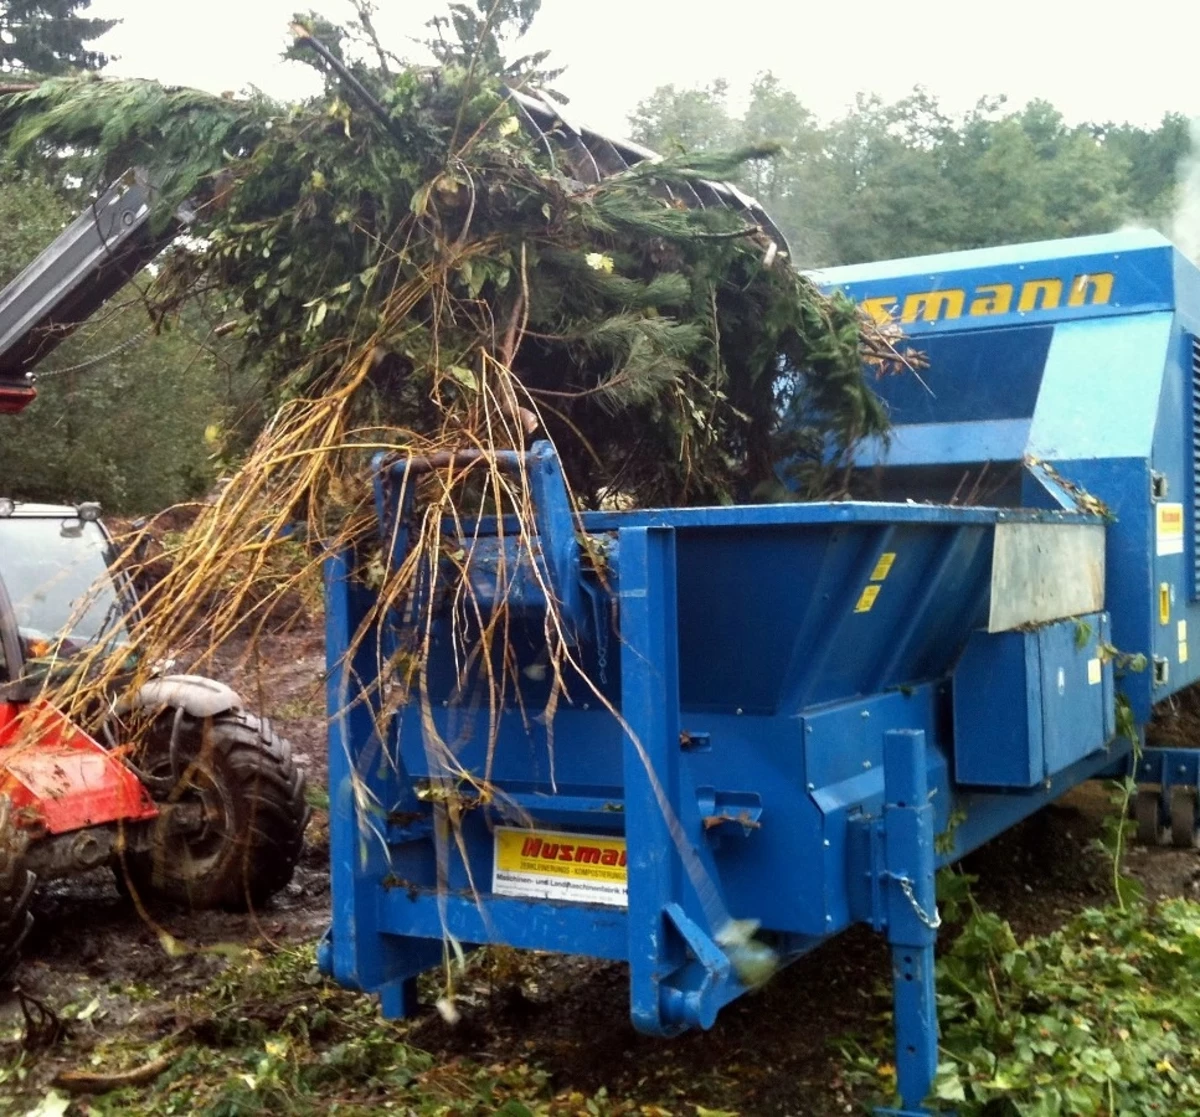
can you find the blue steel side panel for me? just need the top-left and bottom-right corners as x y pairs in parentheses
(869, 325), (1054, 426)
(852, 418), (1031, 468)
(1052, 458), (1156, 721)
(1028, 314), (1172, 462)
(671, 520), (994, 714)
(953, 629), (1042, 787)
(854, 308), (1172, 471)
(1038, 615), (1112, 777)
(952, 614), (1112, 788)
(1149, 321), (1200, 696)
(1175, 251), (1200, 342)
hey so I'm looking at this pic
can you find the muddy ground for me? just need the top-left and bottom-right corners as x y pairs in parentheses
(2, 618), (1200, 1115)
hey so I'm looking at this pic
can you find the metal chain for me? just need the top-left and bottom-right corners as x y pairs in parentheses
(583, 582), (609, 686)
(33, 322), (157, 379)
(595, 608), (609, 685)
(898, 875), (943, 930)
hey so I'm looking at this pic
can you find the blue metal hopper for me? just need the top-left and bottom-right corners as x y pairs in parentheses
(321, 440), (1116, 1116)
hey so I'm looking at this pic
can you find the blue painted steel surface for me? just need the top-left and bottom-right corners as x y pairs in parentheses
(954, 615), (1113, 787)
(320, 229), (1200, 1115)
(811, 229), (1177, 336)
(819, 232), (1200, 721)
(320, 440), (1123, 1114)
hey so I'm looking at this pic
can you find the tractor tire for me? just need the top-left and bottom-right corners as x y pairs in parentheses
(0, 796), (34, 984)
(1135, 790), (1164, 846)
(123, 711), (309, 911)
(1171, 787), (1200, 849)
(0, 869), (35, 985)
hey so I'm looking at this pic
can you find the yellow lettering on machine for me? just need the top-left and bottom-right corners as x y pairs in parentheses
(856, 273), (1114, 326)
(855, 585), (881, 613)
(493, 826), (628, 908)
(870, 553), (897, 582)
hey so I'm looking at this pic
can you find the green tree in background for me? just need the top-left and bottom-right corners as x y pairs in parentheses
(628, 80), (736, 154)
(0, 168), (242, 511)
(0, 0), (115, 74)
(1100, 112), (1192, 222)
(629, 81), (1193, 268)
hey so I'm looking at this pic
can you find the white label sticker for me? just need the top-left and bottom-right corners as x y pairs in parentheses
(1157, 502), (1184, 555)
(1087, 657), (1102, 685)
(1181, 642), (1190, 665)
(493, 826), (628, 908)
(1180, 620), (1189, 642)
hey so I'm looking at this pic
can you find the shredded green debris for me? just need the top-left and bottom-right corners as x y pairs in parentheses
(0, 946), (681, 1117)
(846, 896), (1200, 1116)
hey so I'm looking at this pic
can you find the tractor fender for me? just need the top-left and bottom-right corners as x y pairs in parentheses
(117, 674), (243, 719)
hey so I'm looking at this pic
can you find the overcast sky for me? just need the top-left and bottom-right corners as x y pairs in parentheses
(89, 0), (1200, 137)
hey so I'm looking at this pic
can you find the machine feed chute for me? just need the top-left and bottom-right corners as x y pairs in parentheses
(321, 424), (1114, 1114)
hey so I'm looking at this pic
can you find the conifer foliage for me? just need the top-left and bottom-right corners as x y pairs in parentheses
(0, 5), (903, 508)
(0, 0), (114, 75)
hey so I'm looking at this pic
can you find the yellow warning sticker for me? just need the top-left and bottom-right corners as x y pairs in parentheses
(493, 826), (627, 907)
(870, 552), (897, 582)
(1087, 657), (1102, 685)
(1156, 502), (1184, 556)
(854, 584), (882, 613)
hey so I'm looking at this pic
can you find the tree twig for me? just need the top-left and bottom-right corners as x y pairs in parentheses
(54, 1053), (175, 1094)
(17, 988), (67, 1051)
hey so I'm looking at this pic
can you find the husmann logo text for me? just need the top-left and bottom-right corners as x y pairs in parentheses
(520, 835), (627, 867)
(860, 272), (1115, 325)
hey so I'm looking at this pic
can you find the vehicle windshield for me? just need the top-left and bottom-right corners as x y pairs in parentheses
(0, 517), (130, 655)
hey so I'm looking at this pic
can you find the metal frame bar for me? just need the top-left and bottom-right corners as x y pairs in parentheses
(879, 730), (940, 1115)
(620, 525), (684, 1034)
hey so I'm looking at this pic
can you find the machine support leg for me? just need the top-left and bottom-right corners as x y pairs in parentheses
(619, 526), (682, 1036)
(878, 729), (941, 1117)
